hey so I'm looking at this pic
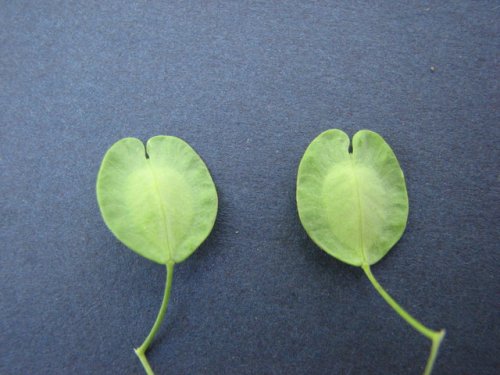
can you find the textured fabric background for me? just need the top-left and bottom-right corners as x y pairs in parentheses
(1, 1), (498, 374)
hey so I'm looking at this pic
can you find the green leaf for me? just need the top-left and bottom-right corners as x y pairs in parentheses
(296, 129), (408, 266)
(96, 135), (218, 265)
(296, 129), (444, 375)
(96, 136), (218, 375)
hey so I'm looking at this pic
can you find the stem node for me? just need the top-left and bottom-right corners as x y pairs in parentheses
(361, 264), (444, 375)
(134, 263), (174, 375)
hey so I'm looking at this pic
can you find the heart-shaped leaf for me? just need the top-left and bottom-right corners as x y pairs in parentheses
(96, 135), (218, 265)
(296, 129), (408, 266)
(296, 129), (444, 375)
(96, 136), (218, 375)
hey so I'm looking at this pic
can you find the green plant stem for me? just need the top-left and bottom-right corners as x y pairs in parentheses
(361, 264), (445, 375)
(134, 262), (175, 375)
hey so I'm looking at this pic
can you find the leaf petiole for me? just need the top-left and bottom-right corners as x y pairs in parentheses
(134, 262), (175, 375)
(361, 264), (445, 375)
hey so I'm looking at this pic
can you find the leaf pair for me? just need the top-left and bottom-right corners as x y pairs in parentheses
(96, 131), (444, 375)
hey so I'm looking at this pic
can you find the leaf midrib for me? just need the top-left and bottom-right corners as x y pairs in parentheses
(349, 155), (367, 265)
(146, 159), (172, 261)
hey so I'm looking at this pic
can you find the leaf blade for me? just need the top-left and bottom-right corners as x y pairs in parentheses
(96, 136), (218, 264)
(296, 129), (408, 266)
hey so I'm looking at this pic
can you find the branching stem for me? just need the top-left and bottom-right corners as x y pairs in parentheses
(134, 262), (175, 375)
(361, 264), (445, 375)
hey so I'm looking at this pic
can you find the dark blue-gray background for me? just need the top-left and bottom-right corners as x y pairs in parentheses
(1, 1), (498, 374)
